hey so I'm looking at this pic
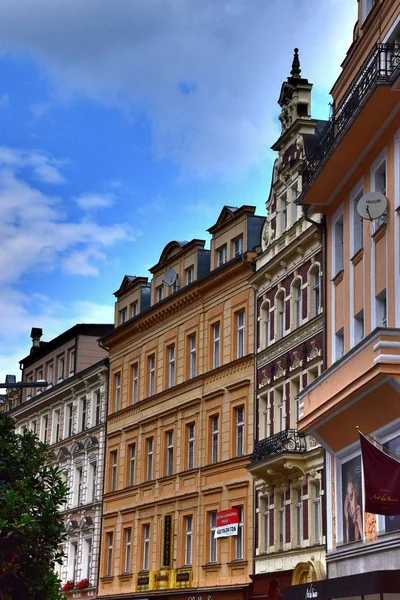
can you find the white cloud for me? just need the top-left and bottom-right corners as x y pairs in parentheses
(0, 0), (357, 178)
(75, 192), (115, 210)
(0, 147), (66, 183)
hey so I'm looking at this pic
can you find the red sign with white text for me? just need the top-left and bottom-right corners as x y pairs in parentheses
(215, 509), (239, 538)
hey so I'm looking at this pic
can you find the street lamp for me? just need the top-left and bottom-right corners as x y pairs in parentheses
(0, 374), (49, 389)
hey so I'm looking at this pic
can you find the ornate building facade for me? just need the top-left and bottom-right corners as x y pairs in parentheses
(97, 206), (264, 600)
(247, 51), (326, 600)
(7, 323), (112, 598)
(294, 0), (400, 598)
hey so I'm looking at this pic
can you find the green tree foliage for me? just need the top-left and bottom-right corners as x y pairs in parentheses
(0, 412), (68, 600)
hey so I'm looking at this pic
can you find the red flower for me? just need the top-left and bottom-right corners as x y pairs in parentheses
(76, 578), (90, 589)
(62, 580), (75, 591)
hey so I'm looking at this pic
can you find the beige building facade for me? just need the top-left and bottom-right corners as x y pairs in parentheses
(98, 206), (264, 600)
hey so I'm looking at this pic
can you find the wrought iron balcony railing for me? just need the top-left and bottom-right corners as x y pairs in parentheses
(301, 42), (400, 194)
(250, 428), (306, 463)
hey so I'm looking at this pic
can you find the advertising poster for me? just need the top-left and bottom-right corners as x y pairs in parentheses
(214, 509), (239, 538)
(342, 455), (363, 543)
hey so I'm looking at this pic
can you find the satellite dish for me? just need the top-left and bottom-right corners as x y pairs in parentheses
(357, 192), (388, 221)
(163, 268), (177, 287)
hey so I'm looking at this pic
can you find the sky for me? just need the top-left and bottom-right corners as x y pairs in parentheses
(0, 0), (357, 383)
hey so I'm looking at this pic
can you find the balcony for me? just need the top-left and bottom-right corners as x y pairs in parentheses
(248, 429), (314, 484)
(299, 43), (400, 209)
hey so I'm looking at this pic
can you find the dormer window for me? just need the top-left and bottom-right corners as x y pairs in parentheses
(130, 301), (138, 318)
(119, 308), (127, 325)
(217, 245), (227, 267)
(172, 275), (179, 293)
(362, 0), (376, 22)
(185, 266), (194, 285)
(233, 235), (244, 257)
(156, 284), (164, 302)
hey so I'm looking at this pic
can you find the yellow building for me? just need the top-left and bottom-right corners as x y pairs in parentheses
(98, 205), (264, 600)
(287, 1), (400, 598)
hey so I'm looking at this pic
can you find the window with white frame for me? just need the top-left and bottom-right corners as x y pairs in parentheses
(276, 386), (285, 432)
(362, 0), (376, 22)
(313, 481), (322, 544)
(130, 301), (138, 318)
(234, 506), (244, 559)
(236, 309), (246, 358)
(94, 390), (101, 425)
(88, 461), (97, 503)
(148, 354), (155, 396)
(351, 187), (364, 255)
(212, 322), (220, 368)
(124, 528), (132, 573)
(185, 265), (194, 285)
(68, 349), (75, 375)
(233, 235), (243, 257)
(189, 334), (196, 378)
(263, 496), (270, 551)
(119, 307), (127, 325)
(172, 274), (179, 293)
(47, 362), (53, 387)
(58, 355), (65, 382)
(65, 403), (73, 438)
(52, 409), (61, 443)
(114, 373), (121, 411)
(131, 363), (138, 403)
(261, 301), (270, 347)
(276, 292), (285, 338)
(110, 450), (117, 491)
(26, 374), (33, 399)
(80, 396), (87, 432)
(235, 406), (245, 457)
(211, 415), (219, 463)
(30, 419), (37, 435)
(292, 279), (302, 328)
(310, 266), (321, 317)
(75, 466), (83, 506)
(278, 492), (285, 550)
(296, 488), (303, 546)
(209, 511), (217, 562)
(128, 443), (136, 486)
(69, 541), (78, 581)
(291, 377), (301, 425)
(36, 368), (44, 394)
(83, 537), (93, 581)
(156, 284), (164, 302)
(166, 430), (174, 476)
(217, 244), (228, 266)
(106, 532), (113, 576)
(376, 290), (387, 327)
(184, 515), (193, 565)
(187, 422), (195, 470)
(167, 345), (175, 388)
(143, 524), (150, 570)
(280, 195), (288, 232)
(333, 214), (344, 274)
(146, 437), (154, 480)
(41, 414), (48, 443)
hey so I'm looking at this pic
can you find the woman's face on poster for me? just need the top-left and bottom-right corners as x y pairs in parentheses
(346, 481), (357, 522)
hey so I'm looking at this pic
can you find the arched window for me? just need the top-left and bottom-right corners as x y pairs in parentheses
(276, 291), (285, 339)
(309, 265), (321, 317)
(261, 301), (271, 348)
(291, 278), (302, 329)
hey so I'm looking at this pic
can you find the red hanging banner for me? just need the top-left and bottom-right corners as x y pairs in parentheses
(359, 430), (400, 515)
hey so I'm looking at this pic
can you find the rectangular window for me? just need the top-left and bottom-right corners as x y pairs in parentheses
(209, 511), (217, 562)
(294, 283), (302, 327)
(71, 541), (78, 581)
(354, 310), (364, 343)
(211, 415), (219, 464)
(166, 430), (174, 476)
(234, 506), (244, 559)
(31, 419), (37, 435)
(66, 403), (73, 438)
(217, 244), (228, 266)
(36, 368), (44, 394)
(313, 482), (322, 544)
(156, 284), (164, 302)
(312, 270), (320, 317)
(41, 414), (48, 444)
(27, 374), (33, 398)
(281, 197), (288, 231)
(75, 466), (83, 506)
(212, 322), (220, 369)
(185, 266), (194, 285)
(296, 488), (303, 546)
(335, 328), (344, 361)
(143, 524), (150, 571)
(80, 397), (87, 432)
(187, 422), (195, 470)
(106, 532), (113, 576)
(147, 438), (154, 481)
(69, 349), (75, 375)
(236, 310), (246, 358)
(130, 301), (138, 318)
(88, 462), (97, 503)
(264, 497), (269, 551)
(131, 363), (138, 403)
(233, 235), (243, 257)
(276, 386), (285, 432)
(167, 345), (175, 388)
(119, 307), (127, 324)
(47, 362), (53, 387)
(110, 450), (118, 492)
(58, 355), (65, 382)
(94, 390), (101, 425)
(128, 443), (136, 486)
(279, 493), (285, 550)
(235, 406), (245, 457)
(148, 354), (155, 396)
(189, 334), (196, 378)
(292, 377), (301, 425)
(114, 373), (121, 411)
(334, 215), (344, 274)
(52, 409), (60, 443)
(376, 290), (387, 327)
(184, 515), (193, 565)
(124, 528), (132, 573)
(85, 537), (93, 581)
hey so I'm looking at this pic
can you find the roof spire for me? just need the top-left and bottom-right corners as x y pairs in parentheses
(290, 47), (301, 78)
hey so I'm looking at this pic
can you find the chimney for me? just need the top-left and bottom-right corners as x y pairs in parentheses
(30, 328), (43, 353)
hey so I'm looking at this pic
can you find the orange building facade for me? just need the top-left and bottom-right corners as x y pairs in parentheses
(290, 0), (400, 598)
(97, 206), (264, 600)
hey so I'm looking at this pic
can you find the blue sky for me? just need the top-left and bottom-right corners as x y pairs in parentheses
(0, 0), (357, 382)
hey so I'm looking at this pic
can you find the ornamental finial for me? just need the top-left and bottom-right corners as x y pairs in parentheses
(290, 47), (301, 78)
